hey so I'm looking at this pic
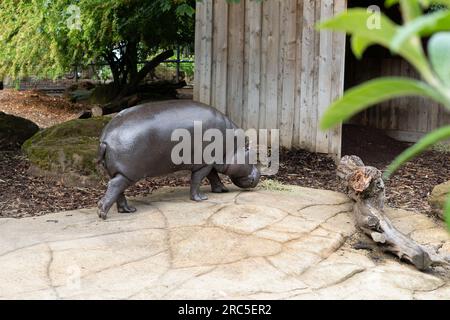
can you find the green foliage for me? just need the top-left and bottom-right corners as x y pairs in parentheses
(319, 0), (450, 228)
(320, 78), (447, 129)
(0, 0), (195, 80)
(428, 32), (450, 86)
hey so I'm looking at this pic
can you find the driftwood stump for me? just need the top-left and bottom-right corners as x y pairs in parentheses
(337, 155), (449, 271)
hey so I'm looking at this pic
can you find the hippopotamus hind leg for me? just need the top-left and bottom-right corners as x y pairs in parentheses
(191, 166), (213, 201)
(98, 173), (134, 220)
(117, 193), (137, 213)
(207, 169), (229, 193)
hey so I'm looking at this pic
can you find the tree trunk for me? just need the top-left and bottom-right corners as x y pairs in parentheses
(337, 155), (449, 271)
(100, 80), (186, 116)
(118, 49), (174, 98)
(93, 50), (176, 116)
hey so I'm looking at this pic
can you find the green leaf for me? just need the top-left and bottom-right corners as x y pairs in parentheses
(319, 9), (429, 77)
(384, 125), (450, 177)
(428, 32), (450, 86)
(385, 0), (400, 8)
(428, 0), (450, 7)
(391, 10), (450, 52)
(351, 35), (374, 59)
(320, 77), (447, 130)
(399, 0), (423, 22)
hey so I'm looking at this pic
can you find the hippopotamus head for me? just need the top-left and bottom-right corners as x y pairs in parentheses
(230, 164), (261, 189)
(225, 147), (261, 189)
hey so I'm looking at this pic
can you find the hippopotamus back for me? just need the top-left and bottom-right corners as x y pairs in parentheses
(100, 100), (237, 181)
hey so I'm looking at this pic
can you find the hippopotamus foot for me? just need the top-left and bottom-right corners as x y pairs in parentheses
(191, 192), (209, 202)
(207, 170), (229, 193)
(98, 173), (133, 220)
(117, 193), (137, 214)
(190, 166), (213, 202)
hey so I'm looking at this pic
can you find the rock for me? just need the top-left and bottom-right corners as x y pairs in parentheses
(0, 185), (448, 299)
(430, 181), (450, 220)
(22, 117), (111, 186)
(0, 112), (39, 150)
(91, 106), (104, 117)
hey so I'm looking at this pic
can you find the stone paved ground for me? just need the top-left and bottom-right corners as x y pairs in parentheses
(0, 186), (449, 300)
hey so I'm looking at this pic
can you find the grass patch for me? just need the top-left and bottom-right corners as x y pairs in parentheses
(258, 179), (293, 192)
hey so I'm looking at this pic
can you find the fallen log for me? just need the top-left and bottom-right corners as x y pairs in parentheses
(337, 155), (449, 271)
(92, 80), (187, 117)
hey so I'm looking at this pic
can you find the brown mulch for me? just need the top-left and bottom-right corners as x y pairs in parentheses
(0, 151), (193, 218)
(0, 89), (85, 128)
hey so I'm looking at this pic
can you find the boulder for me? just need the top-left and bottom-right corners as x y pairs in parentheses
(0, 112), (39, 150)
(429, 181), (450, 220)
(22, 117), (111, 185)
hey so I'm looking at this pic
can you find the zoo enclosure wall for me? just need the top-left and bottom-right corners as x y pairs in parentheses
(194, 0), (347, 159)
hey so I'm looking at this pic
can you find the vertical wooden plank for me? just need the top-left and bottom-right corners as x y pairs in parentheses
(259, 0), (269, 130)
(277, 0), (285, 133)
(380, 58), (391, 130)
(438, 106), (450, 128)
(316, 0), (334, 154)
(279, 0), (298, 148)
(242, 0), (251, 129)
(299, 0), (317, 150)
(193, 1), (204, 102)
(428, 101), (440, 132)
(293, 0), (304, 147)
(404, 61), (417, 132)
(328, 0), (346, 160)
(246, 0), (262, 130)
(199, 0), (213, 105)
(212, 0), (228, 114)
(395, 58), (409, 132)
(227, 1), (245, 127)
(264, 0), (280, 131)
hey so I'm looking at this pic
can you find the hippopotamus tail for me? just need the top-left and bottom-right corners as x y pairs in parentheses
(97, 142), (109, 177)
(97, 142), (107, 165)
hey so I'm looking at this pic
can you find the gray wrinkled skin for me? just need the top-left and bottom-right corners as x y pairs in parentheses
(97, 100), (260, 220)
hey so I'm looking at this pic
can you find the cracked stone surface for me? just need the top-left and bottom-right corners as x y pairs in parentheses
(0, 185), (449, 300)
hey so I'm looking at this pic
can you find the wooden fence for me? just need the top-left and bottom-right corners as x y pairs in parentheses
(194, 0), (347, 158)
(347, 55), (450, 142)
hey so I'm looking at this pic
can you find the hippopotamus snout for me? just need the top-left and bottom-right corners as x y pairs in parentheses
(230, 165), (260, 189)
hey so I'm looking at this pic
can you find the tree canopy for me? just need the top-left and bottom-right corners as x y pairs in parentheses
(0, 0), (195, 87)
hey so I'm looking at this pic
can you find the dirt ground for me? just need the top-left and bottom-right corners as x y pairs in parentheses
(0, 89), (84, 128)
(0, 89), (448, 218)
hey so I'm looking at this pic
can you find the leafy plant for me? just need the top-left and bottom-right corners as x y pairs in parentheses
(319, 0), (450, 229)
(0, 0), (195, 92)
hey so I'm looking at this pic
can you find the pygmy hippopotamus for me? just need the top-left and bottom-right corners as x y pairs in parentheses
(97, 100), (261, 220)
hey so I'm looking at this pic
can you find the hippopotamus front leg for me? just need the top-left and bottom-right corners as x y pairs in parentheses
(190, 166), (213, 201)
(207, 169), (229, 193)
(98, 173), (134, 220)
